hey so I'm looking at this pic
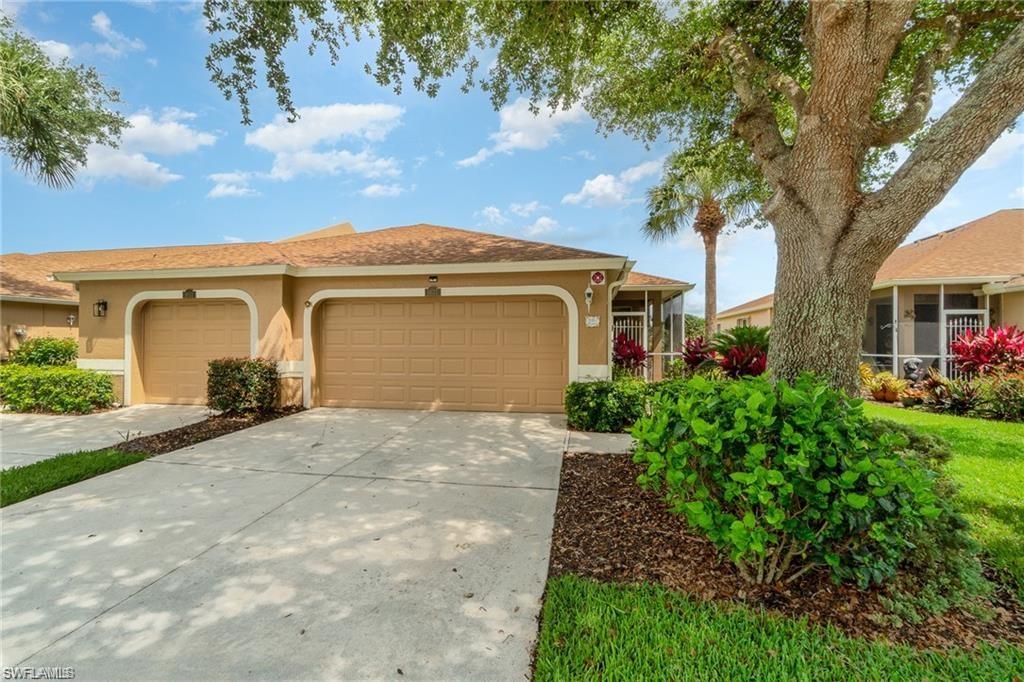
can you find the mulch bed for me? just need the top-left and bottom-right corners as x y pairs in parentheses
(549, 451), (1024, 651)
(114, 407), (302, 456)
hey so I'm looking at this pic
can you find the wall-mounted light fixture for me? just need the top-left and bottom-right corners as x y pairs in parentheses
(428, 275), (439, 283)
(92, 299), (107, 317)
(66, 313), (77, 327)
(584, 285), (594, 313)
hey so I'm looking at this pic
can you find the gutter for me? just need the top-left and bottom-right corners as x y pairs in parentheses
(0, 294), (78, 306)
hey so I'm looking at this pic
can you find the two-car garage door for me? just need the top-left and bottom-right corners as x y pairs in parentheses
(318, 296), (568, 412)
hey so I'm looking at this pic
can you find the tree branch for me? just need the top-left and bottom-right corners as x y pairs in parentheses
(862, 20), (1024, 247)
(870, 15), (961, 147)
(715, 30), (793, 184)
(902, 9), (1024, 39)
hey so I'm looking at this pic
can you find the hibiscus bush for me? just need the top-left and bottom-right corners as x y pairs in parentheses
(633, 374), (945, 587)
(950, 325), (1024, 376)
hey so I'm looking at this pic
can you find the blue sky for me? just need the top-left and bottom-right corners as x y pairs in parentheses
(2, 1), (1022, 314)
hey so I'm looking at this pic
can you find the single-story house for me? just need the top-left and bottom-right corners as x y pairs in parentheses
(715, 209), (1024, 378)
(1, 223), (691, 411)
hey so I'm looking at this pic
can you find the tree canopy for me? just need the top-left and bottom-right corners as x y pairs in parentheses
(0, 17), (125, 189)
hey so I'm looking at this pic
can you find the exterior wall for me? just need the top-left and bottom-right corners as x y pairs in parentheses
(1001, 291), (1024, 327)
(0, 300), (78, 359)
(717, 307), (772, 332)
(75, 266), (621, 406)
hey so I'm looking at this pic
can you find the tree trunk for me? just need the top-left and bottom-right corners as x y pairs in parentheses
(703, 233), (718, 334)
(767, 208), (881, 395)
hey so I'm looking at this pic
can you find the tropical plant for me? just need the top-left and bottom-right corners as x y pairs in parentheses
(711, 325), (770, 354)
(203, 1), (1024, 393)
(719, 345), (767, 378)
(644, 152), (765, 333)
(633, 374), (945, 587)
(613, 333), (648, 373)
(950, 325), (1024, 376)
(682, 336), (716, 371)
(866, 372), (909, 403)
(0, 17), (125, 188)
(978, 372), (1024, 422)
(921, 370), (983, 416)
(859, 362), (875, 387)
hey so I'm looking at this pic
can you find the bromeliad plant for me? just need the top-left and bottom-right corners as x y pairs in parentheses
(950, 325), (1024, 376)
(711, 326), (769, 378)
(682, 336), (716, 371)
(632, 375), (943, 587)
(613, 333), (648, 373)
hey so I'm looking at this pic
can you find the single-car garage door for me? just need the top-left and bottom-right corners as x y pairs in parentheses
(318, 296), (568, 412)
(142, 299), (250, 404)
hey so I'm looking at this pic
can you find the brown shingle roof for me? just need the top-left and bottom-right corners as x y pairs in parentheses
(718, 293), (775, 318)
(1, 224), (623, 299)
(624, 271), (689, 287)
(874, 209), (1023, 282)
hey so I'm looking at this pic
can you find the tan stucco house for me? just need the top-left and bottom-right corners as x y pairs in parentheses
(2, 223), (691, 412)
(716, 209), (1024, 378)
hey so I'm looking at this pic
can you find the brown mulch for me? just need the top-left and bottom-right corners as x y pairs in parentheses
(550, 451), (1024, 651)
(114, 407), (302, 456)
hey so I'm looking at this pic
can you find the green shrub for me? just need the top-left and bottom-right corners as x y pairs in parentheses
(207, 357), (278, 414)
(0, 365), (113, 413)
(979, 372), (1024, 422)
(633, 374), (944, 588)
(711, 325), (770, 354)
(564, 376), (648, 433)
(9, 337), (78, 366)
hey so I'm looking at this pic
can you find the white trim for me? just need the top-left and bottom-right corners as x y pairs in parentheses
(620, 283), (695, 292)
(276, 360), (303, 378)
(77, 359), (124, 375)
(873, 276), (1017, 289)
(0, 295), (78, 306)
(301, 285), (580, 408)
(53, 258), (628, 283)
(122, 289), (259, 405)
(578, 364), (611, 380)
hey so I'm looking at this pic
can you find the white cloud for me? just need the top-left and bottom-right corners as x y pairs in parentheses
(475, 206), (509, 226)
(38, 40), (73, 61)
(456, 98), (586, 167)
(222, 235), (245, 243)
(268, 149), (399, 181)
(207, 172), (259, 199)
(524, 216), (559, 237)
(82, 145), (181, 187)
(1012, 186), (1024, 199)
(972, 130), (1024, 171)
(561, 173), (631, 207)
(122, 109), (216, 155)
(246, 103), (404, 153)
(359, 183), (405, 198)
(509, 200), (542, 217)
(90, 11), (145, 58)
(562, 157), (666, 208)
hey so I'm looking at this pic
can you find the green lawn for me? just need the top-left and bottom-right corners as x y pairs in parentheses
(0, 448), (148, 507)
(863, 403), (1024, 593)
(535, 576), (1024, 681)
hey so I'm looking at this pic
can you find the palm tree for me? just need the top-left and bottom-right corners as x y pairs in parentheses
(644, 159), (757, 334)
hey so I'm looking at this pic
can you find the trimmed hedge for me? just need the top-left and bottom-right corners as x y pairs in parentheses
(207, 357), (278, 414)
(0, 365), (114, 413)
(564, 376), (649, 433)
(9, 337), (78, 366)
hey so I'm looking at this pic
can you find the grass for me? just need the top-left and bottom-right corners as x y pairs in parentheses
(0, 448), (148, 507)
(535, 575), (1024, 681)
(863, 403), (1024, 594)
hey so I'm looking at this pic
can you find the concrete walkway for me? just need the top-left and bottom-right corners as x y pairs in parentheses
(0, 408), (565, 680)
(0, 405), (210, 469)
(564, 430), (634, 455)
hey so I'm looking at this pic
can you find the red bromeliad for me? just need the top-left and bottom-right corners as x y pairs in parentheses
(720, 345), (767, 378)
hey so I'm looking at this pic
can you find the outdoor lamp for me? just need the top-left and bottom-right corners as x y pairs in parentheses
(66, 313), (77, 326)
(93, 299), (107, 317)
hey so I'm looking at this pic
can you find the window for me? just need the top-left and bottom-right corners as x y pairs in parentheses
(738, 317), (750, 327)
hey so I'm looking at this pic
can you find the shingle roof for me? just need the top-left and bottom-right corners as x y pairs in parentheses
(1, 224), (623, 300)
(718, 293), (775, 318)
(624, 271), (689, 287)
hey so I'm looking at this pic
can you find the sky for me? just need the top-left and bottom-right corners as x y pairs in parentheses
(2, 1), (1023, 315)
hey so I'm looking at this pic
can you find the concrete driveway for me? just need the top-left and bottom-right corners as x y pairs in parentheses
(0, 408), (565, 680)
(1, 405), (210, 469)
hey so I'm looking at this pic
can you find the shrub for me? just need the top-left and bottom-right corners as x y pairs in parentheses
(633, 374), (944, 588)
(719, 345), (767, 378)
(950, 325), (1024, 376)
(978, 372), (1024, 421)
(921, 370), (983, 415)
(0, 365), (113, 413)
(682, 336), (715, 371)
(711, 325), (770, 354)
(207, 357), (278, 414)
(9, 337), (78, 366)
(564, 376), (648, 433)
(612, 333), (647, 373)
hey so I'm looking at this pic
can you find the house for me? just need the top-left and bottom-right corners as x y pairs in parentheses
(714, 209), (1024, 378)
(1, 223), (691, 411)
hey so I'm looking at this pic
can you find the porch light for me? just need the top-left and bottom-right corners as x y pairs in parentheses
(93, 299), (107, 317)
(66, 313), (76, 327)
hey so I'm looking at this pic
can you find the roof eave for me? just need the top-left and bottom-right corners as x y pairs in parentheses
(871, 275), (1019, 289)
(0, 294), (78, 306)
(620, 283), (695, 293)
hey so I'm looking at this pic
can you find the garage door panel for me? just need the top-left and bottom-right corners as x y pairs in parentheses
(319, 296), (566, 412)
(142, 299), (249, 405)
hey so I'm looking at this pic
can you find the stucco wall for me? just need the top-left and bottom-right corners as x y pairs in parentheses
(1001, 291), (1024, 327)
(717, 307), (772, 332)
(75, 266), (621, 406)
(0, 300), (78, 358)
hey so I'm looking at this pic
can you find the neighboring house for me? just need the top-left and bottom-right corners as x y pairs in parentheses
(715, 209), (1024, 378)
(2, 223), (691, 412)
(1, 254), (81, 358)
(716, 293), (774, 333)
